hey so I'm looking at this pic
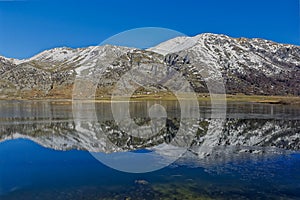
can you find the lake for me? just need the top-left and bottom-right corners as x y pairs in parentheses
(0, 100), (299, 199)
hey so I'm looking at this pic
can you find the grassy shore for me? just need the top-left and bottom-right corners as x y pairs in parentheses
(1, 93), (300, 105)
(98, 93), (300, 105)
(225, 94), (300, 104)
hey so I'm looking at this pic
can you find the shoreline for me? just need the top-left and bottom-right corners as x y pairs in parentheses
(0, 94), (299, 105)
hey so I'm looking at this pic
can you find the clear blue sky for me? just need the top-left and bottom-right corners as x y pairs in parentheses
(0, 0), (299, 59)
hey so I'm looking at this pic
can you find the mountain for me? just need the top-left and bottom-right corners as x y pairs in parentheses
(0, 33), (299, 99)
(149, 33), (300, 95)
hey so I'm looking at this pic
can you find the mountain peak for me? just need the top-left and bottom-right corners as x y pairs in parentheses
(0, 33), (299, 98)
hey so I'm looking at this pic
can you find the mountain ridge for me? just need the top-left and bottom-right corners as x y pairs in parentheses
(0, 33), (299, 99)
(1, 33), (299, 61)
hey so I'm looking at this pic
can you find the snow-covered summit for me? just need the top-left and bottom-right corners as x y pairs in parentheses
(0, 33), (299, 97)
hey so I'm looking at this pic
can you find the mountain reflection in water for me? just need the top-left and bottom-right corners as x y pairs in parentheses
(0, 100), (299, 199)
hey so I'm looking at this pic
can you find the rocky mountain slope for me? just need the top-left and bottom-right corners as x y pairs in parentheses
(0, 33), (299, 99)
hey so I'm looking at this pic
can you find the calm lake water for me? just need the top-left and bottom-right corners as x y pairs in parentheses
(0, 100), (299, 199)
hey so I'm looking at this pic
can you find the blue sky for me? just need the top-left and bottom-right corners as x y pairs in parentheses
(0, 0), (299, 59)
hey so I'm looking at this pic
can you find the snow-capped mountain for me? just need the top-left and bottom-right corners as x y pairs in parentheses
(151, 33), (300, 95)
(0, 33), (299, 99)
